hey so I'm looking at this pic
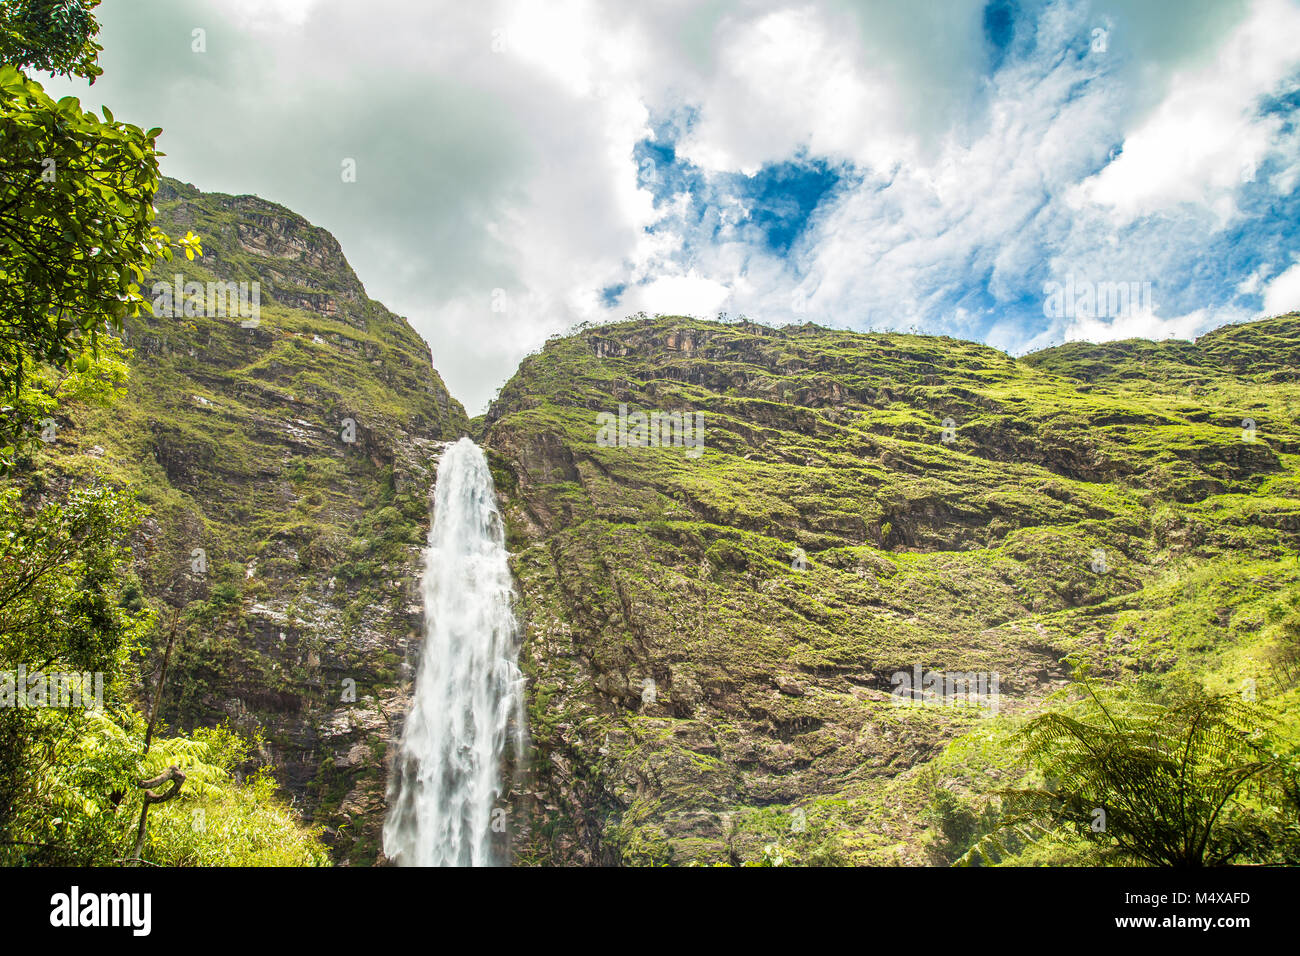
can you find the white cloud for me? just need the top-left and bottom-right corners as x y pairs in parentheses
(41, 0), (1300, 412)
(738, 0), (1123, 338)
(223, 0), (319, 29)
(1262, 261), (1300, 314)
(1063, 306), (1223, 343)
(1076, 0), (1300, 224)
(675, 6), (915, 175)
(625, 273), (732, 317)
(1237, 262), (1273, 295)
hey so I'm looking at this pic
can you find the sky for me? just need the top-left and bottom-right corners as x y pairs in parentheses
(39, 0), (1300, 413)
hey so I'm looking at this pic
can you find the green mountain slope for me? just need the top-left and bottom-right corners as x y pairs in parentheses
(482, 313), (1300, 865)
(32, 178), (468, 864)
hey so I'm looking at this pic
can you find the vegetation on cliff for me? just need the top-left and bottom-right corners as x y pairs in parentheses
(12, 175), (473, 864)
(1, 2), (340, 866)
(3, 1), (1295, 871)
(482, 312), (1300, 866)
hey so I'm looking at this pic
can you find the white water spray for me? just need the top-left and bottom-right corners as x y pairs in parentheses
(383, 438), (526, 866)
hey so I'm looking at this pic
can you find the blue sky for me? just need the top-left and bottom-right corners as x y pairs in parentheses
(40, 0), (1300, 412)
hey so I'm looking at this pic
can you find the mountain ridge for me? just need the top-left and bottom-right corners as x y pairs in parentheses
(481, 311), (1299, 864)
(35, 177), (468, 863)
(35, 176), (1299, 865)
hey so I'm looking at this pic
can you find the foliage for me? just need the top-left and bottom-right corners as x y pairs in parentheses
(0, 0), (103, 81)
(138, 725), (331, 867)
(484, 311), (1300, 865)
(1, 710), (330, 865)
(0, 62), (200, 468)
(963, 681), (1300, 867)
(0, 477), (328, 865)
(0, 478), (146, 842)
(923, 786), (1002, 864)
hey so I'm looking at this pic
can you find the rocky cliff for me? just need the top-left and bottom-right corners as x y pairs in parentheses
(39, 179), (468, 863)
(482, 314), (1300, 865)
(35, 177), (1299, 866)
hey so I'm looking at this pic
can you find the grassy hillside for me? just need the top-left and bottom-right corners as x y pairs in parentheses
(481, 313), (1300, 865)
(29, 178), (469, 864)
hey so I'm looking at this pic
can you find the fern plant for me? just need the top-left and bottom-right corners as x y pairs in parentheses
(961, 681), (1296, 867)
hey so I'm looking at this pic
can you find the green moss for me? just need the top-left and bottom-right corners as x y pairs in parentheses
(487, 312), (1300, 866)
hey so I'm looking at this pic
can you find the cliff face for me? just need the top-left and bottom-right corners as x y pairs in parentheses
(36, 174), (1299, 867)
(46, 179), (468, 863)
(483, 314), (1300, 865)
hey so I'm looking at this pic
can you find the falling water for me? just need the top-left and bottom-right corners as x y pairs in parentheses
(383, 437), (526, 867)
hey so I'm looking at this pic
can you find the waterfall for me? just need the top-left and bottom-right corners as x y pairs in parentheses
(383, 437), (526, 867)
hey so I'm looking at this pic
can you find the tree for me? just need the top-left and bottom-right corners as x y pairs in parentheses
(966, 681), (1299, 867)
(0, 0), (103, 81)
(0, 63), (199, 469)
(0, 7), (321, 867)
(0, 480), (151, 859)
(0, 480), (329, 866)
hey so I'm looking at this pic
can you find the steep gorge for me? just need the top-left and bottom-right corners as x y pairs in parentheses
(35, 181), (1300, 866)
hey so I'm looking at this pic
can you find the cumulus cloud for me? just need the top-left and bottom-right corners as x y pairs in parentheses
(1262, 261), (1300, 314)
(1076, 0), (1300, 224)
(39, 0), (1300, 411)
